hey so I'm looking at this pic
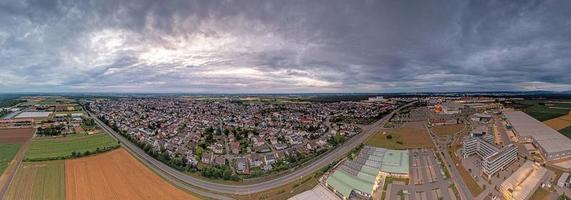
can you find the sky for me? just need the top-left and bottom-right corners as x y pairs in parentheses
(1, 0), (571, 93)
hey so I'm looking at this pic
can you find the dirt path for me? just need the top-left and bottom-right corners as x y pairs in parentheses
(0, 128), (35, 198)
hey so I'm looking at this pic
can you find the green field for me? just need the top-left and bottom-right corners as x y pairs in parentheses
(364, 123), (434, 149)
(560, 126), (571, 139)
(4, 161), (65, 200)
(0, 144), (20, 174)
(516, 100), (571, 121)
(364, 132), (407, 150)
(25, 133), (118, 161)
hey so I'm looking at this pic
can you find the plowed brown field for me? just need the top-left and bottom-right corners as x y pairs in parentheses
(544, 113), (571, 131)
(0, 128), (35, 144)
(65, 148), (197, 200)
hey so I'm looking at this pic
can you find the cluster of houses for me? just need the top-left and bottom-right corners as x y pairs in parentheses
(89, 98), (394, 174)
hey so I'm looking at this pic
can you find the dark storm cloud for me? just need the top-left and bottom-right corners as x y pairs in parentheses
(0, 0), (570, 93)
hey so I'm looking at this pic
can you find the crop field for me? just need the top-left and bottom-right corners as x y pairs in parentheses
(544, 118), (571, 130)
(4, 161), (65, 200)
(0, 128), (35, 144)
(544, 113), (571, 130)
(65, 148), (196, 200)
(366, 122), (433, 149)
(25, 133), (118, 161)
(0, 144), (20, 174)
(515, 100), (571, 122)
(559, 126), (571, 139)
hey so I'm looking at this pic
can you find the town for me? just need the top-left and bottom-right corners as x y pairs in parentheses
(2, 95), (571, 200)
(86, 97), (398, 179)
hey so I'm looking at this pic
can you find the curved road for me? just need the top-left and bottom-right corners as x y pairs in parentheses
(88, 102), (415, 199)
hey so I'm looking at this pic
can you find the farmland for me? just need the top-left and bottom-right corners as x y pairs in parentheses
(365, 122), (433, 149)
(559, 126), (571, 139)
(0, 128), (34, 190)
(4, 161), (65, 200)
(514, 100), (571, 122)
(0, 144), (20, 174)
(0, 128), (35, 144)
(65, 148), (196, 200)
(544, 113), (571, 130)
(25, 133), (119, 161)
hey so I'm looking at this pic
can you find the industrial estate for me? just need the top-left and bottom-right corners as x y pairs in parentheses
(1, 94), (571, 200)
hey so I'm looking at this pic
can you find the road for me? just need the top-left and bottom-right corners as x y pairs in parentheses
(427, 123), (471, 200)
(493, 116), (511, 146)
(87, 101), (416, 199)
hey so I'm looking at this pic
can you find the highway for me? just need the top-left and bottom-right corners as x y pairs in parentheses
(87, 101), (416, 199)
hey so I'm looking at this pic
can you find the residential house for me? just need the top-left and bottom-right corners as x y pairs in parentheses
(201, 152), (213, 164)
(230, 141), (240, 154)
(264, 154), (276, 165)
(235, 157), (249, 174)
(214, 156), (226, 166)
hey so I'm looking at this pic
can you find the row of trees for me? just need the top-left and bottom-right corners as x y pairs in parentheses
(26, 145), (119, 162)
(69, 146), (119, 159)
(246, 148), (328, 179)
(37, 125), (66, 136)
(81, 118), (96, 128)
(200, 165), (239, 181)
(331, 111), (389, 125)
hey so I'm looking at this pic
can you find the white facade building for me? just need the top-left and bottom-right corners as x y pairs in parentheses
(463, 137), (518, 179)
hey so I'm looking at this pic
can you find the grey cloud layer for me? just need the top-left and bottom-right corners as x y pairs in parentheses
(1, 0), (570, 93)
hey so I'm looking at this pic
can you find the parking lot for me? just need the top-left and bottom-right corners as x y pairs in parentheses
(387, 149), (456, 200)
(410, 149), (441, 185)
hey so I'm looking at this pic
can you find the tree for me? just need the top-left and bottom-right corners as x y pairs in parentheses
(328, 133), (345, 146)
(143, 144), (151, 152)
(159, 151), (170, 162)
(172, 156), (184, 168)
(196, 146), (204, 158)
(37, 125), (65, 136)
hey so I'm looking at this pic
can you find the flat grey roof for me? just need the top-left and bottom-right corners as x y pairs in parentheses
(504, 111), (571, 154)
(15, 111), (52, 118)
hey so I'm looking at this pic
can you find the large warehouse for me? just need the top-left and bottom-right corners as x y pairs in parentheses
(499, 161), (547, 200)
(326, 146), (409, 199)
(504, 111), (571, 161)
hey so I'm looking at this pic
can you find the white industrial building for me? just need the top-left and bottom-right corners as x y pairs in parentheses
(499, 161), (547, 200)
(504, 111), (571, 161)
(14, 111), (52, 118)
(463, 136), (518, 179)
